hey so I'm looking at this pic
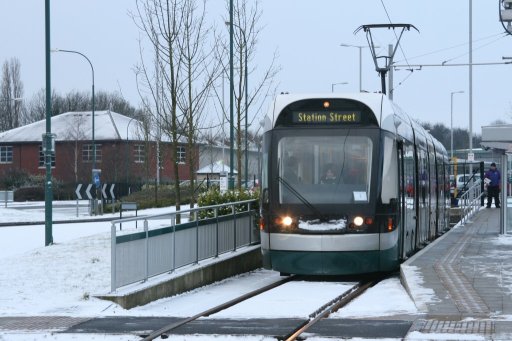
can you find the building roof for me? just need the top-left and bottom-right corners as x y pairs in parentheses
(196, 162), (238, 174)
(0, 111), (151, 143)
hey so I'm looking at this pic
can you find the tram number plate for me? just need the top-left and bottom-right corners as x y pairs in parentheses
(353, 191), (367, 202)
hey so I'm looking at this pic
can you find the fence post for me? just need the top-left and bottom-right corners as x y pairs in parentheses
(195, 208), (199, 264)
(144, 219), (149, 282)
(480, 161), (485, 207)
(248, 202), (252, 245)
(232, 203), (237, 251)
(172, 215), (176, 273)
(111, 222), (117, 292)
(215, 207), (219, 258)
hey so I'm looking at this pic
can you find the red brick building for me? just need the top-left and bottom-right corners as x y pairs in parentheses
(0, 111), (195, 186)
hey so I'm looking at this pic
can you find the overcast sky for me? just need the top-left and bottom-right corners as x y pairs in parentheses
(1, 1), (511, 134)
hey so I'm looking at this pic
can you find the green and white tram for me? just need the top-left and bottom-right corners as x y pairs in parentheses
(259, 93), (450, 275)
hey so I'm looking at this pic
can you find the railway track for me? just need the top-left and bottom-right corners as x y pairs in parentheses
(139, 275), (380, 340)
(140, 275), (296, 340)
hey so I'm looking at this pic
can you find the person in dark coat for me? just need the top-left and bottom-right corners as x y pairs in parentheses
(485, 162), (501, 208)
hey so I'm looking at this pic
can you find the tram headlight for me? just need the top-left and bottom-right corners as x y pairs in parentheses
(353, 216), (364, 227)
(282, 216), (293, 226)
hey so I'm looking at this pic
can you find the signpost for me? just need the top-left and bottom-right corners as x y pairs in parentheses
(75, 181), (117, 216)
(91, 169), (101, 215)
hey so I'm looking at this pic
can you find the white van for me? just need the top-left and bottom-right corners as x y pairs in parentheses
(456, 174), (472, 191)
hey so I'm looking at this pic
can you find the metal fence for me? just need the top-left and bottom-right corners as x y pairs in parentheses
(110, 199), (259, 292)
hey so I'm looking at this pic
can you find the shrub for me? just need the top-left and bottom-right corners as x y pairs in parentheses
(0, 169), (30, 189)
(197, 188), (259, 219)
(14, 187), (45, 201)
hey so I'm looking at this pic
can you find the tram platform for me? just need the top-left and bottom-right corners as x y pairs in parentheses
(401, 207), (512, 340)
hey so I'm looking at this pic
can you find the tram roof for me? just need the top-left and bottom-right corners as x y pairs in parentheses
(263, 92), (448, 157)
(264, 92), (391, 131)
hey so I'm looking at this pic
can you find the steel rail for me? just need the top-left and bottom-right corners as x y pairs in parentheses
(283, 279), (378, 341)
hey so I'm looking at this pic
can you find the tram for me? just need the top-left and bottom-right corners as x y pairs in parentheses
(259, 93), (450, 275)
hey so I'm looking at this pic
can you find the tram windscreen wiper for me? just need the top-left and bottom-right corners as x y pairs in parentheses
(277, 176), (325, 219)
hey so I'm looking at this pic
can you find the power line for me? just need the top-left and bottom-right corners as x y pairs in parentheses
(393, 61), (512, 69)
(440, 34), (506, 64)
(394, 32), (505, 63)
(380, 0), (411, 68)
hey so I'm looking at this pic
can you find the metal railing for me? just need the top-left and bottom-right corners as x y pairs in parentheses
(459, 178), (484, 225)
(110, 199), (259, 292)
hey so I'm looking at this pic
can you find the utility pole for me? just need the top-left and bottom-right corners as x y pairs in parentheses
(388, 44), (394, 100)
(469, 0), (473, 169)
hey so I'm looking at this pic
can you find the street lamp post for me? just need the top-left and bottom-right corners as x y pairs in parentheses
(331, 82), (348, 92)
(450, 91), (464, 160)
(44, 0), (53, 246)
(229, 0), (234, 190)
(52, 48), (96, 211)
(340, 44), (378, 92)
(226, 20), (249, 189)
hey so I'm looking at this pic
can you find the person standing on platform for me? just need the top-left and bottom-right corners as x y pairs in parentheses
(485, 162), (501, 208)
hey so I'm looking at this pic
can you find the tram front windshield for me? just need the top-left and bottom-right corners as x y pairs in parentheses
(278, 133), (373, 205)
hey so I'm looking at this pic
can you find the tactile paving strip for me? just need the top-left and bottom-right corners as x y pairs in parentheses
(434, 229), (490, 316)
(412, 319), (494, 337)
(0, 316), (90, 331)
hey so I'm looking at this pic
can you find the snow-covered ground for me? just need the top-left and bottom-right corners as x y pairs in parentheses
(0, 201), (485, 340)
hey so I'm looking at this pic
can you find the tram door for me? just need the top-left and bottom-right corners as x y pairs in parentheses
(428, 143), (437, 240)
(402, 143), (416, 256)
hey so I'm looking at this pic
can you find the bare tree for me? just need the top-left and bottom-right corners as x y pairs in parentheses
(215, 0), (280, 189)
(62, 113), (88, 183)
(176, 0), (218, 206)
(132, 0), (187, 220)
(0, 58), (24, 131)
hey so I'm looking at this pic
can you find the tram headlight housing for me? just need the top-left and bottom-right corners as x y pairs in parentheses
(349, 215), (374, 231)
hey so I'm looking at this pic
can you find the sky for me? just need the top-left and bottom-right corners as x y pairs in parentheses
(0, 1), (511, 136)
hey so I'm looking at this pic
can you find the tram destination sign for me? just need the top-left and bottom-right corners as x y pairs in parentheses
(291, 111), (361, 124)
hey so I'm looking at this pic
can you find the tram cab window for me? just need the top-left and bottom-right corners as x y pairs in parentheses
(278, 135), (372, 204)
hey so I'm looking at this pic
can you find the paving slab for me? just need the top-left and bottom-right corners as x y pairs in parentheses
(402, 208), (512, 340)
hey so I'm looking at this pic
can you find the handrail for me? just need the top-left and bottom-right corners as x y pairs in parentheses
(459, 178), (484, 225)
(111, 199), (256, 226)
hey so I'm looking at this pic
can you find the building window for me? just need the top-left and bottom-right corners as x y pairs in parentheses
(82, 144), (102, 163)
(134, 144), (145, 163)
(38, 145), (56, 168)
(0, 146), (13, 163)
(177, 146), (186, 164)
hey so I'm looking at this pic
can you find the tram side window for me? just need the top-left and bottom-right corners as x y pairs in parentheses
(382, 136), (398, 204)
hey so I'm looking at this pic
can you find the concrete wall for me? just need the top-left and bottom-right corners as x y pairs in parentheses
(96, 246), (262, 309)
